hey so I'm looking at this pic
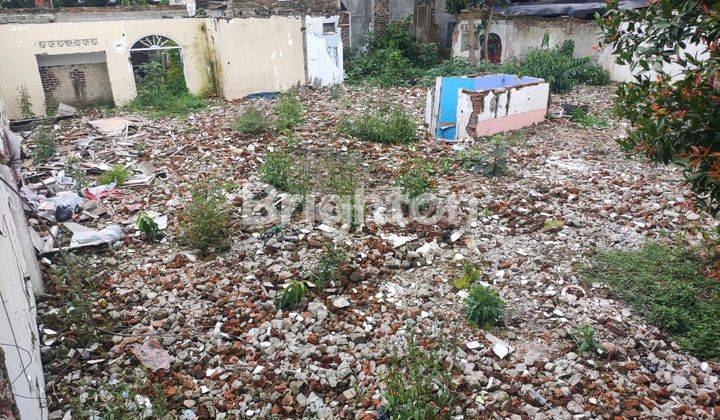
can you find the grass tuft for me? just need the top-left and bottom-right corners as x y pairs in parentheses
(259, 148), (310, 195)
(273, 91), (304, 132)
(340, 108), (416, 144)
(234, 106), (267, 135)
(310, 244), (347, 288)
(382, 337), (456, 418)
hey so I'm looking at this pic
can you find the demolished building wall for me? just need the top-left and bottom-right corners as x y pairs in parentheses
(205, 16), (307, 100)
(0, 98), (47, 420)
(0, 18), (213, 119)
(0, 13), (319, 118)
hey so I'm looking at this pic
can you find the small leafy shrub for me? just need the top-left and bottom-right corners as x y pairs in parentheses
(383, 337), (456, 418)
(456, 143), (507, 178)
(32, 126), (56, 163)
(581, 242), (720, 360)
(465, 285), (504, 328)
(311, 244), (347, 288)
(599, 0), (720, 215)
(136, 212), (160, 241)
(398, 159), (435, 199)
(453, 261), (481, 290)
(571, 56), (612, 85)
(273, 91), (304, 131)
(99, 165), (129, 186)
(18, 85), (34, 119)
(340, 108), (417, 144)
(346, 47), (420, 87)
(65, 156), (90, 193)
(181, 186), (232, 256)
(259, 148), (310, 194)
(570, 107), (610, 128)
(326, 162), (358, 196)
(510, 40), (611, 93)
(570, 325), (599, 355)
(275, 279), (308, 309)
(234, 106), (267, 135)
(45, 92), (59, 117)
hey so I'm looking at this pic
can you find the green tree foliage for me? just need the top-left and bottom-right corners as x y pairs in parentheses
(598, 0), (720, 214)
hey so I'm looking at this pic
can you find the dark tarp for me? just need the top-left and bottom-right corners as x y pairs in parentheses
(497, 0), (648, 19)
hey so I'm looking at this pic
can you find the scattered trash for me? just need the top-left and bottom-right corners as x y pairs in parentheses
(89, 118), (137, 137)
(65, 222), (123, 249)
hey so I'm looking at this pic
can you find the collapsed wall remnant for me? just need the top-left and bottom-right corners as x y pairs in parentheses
(0, 98), (47, 420)
(425, 74), (549, 140)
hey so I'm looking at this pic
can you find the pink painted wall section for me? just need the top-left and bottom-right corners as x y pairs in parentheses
(474, 108), (547, 136)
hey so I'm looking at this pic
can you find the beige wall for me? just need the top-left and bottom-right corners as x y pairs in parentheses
(0, 18), (213, 119)
(206, 16), (306, 100)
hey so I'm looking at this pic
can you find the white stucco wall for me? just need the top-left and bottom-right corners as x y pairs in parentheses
(306, 15), (344, 87)
(202, 16), (307, 101)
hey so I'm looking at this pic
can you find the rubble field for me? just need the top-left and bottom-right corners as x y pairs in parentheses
(34, 84), (720, 419)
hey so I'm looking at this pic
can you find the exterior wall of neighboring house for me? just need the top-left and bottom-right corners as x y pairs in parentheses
(205, 16), (307, 100)
(434, 0), (454, 49)
(305, 15), (344, 86)
(0, 98), (47, 420)
(450, 15), (634, 81)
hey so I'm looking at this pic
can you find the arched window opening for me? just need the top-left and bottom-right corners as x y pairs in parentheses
(129, 35), (185, 91)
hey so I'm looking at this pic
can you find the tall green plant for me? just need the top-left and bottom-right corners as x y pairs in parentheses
(18, 85), (34, 119)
